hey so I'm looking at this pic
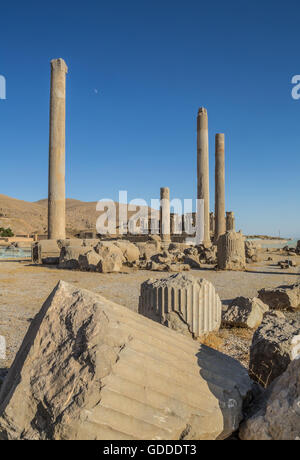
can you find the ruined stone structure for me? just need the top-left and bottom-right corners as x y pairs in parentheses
(217, 230), (245, 271)
(139, 273), (222, 337)
(226, 211), (235, 232)
(209, 212), (215, 236)
(0, 281), (252, 440)
(48, 58), (68, 240)
(160, 187), (171, 245)
(215, 134), (226, 241)
(197, 108), (210, 245)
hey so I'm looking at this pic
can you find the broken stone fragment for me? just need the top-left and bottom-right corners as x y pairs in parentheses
(0, 281), (253, 440)
(258, 283), (300, 311)
(114, 240), (140, 264)
(240, 358), (300, 440)
(249, 314), (300, 387)
(222, 297), (269, 329)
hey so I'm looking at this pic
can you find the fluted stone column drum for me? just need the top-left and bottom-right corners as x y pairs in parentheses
(217, 230), (245, 271)
(139, 273), (222, 337)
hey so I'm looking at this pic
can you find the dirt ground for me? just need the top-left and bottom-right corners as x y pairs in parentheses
(0, 249), (299, 379)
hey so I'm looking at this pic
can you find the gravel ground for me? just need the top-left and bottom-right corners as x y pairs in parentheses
(0, 250), (299, 377)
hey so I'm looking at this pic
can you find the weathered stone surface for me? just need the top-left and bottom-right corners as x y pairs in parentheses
(78, 250), (102, 272)
(166, 263), (190, 273)
(258, 283), (300, 311)
(0, 281), (253, 440)
(114, 240), (140, 264)
(48, 59), (67, 240)
(215, 133), (226, 241)
(222, 297), (269, 329)
(59, 245), (89, 270)
(240, 358), (300, 440)
(183, 256), (201, 269)
(136, 242), (160, 261)
(94, 242), (125, 273)
(31, 240), (60, 264)
(139, 273), (222, 338)
(217, 231), (245, 271)
(160, 187), (170, 244)
(249, 315), (300, 387)
(197, 107), (210, 245)
(245, 240), (261, 262)
(57, 238), (83, 249)
(226, 212), (235, 232)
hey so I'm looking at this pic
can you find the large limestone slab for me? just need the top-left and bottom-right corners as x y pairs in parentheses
(139, 273), (222, 338)
(240, 358), (300, 440)
(0, 282), (252, 440)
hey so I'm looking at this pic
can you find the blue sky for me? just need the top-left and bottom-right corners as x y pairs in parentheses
(0, 0), (299, 238)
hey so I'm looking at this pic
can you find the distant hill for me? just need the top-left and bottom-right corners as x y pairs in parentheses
(0, 194), (158, 235)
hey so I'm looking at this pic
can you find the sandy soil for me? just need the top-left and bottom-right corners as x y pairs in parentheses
(0, 250), (299, 379)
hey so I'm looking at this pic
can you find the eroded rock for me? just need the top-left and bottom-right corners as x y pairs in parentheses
(0, 281), (253, 440)
(249, 314), (300, 387)
(258, 283), (300, 311)
(240, 358), (300, 440)
(222, 297), (269, 329)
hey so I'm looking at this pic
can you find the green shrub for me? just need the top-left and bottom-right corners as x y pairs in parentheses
(0, 227), (14, 237)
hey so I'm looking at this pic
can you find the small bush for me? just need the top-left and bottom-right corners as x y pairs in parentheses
(0, 227), (14, 237)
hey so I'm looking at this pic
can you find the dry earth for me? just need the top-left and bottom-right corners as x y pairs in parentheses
(0, 249), (299, 382)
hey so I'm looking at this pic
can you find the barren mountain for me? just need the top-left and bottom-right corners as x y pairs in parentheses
(0, 194), (158, 235)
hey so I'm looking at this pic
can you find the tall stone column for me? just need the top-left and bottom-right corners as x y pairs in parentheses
(215, 133), (226, 241)
(160, 187), (171, 245)
(48, 58), (68, 240)
(226, 211), (235, 231)
(197, 108), (210, 245)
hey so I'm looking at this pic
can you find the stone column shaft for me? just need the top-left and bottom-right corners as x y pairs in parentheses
(197, 108), (210, 245)
(226, 211), (235, 231)
(215, 133), (226, 240)
(160, 187), (170, 243)
(48, 58), (68, 240)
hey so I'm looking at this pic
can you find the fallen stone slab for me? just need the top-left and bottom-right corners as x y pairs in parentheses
(59, 245), (89, 270)
(94, 242), (125, 273)
(249, 314), (300, 387)
(114, 240), (140, 264)
(240, 358), (300, 440)
(0, 281), (253, 440)
(222, 297), (269, 330)
(258, 283), (300, 311)
(78, 250), (102, 272)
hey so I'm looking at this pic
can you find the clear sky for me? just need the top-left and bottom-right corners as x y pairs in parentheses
(0, 0), (299, 238)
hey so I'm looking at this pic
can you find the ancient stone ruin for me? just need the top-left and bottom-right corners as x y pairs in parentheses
(139, 273), (222, 338)
(0, 281), (252, 440)
(240, 358), (300, 440)
(214, 133), (226, 242)
(226, 211), (235, 232)
(217, 230), (246, 271)
(48, 59), (68, 240)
